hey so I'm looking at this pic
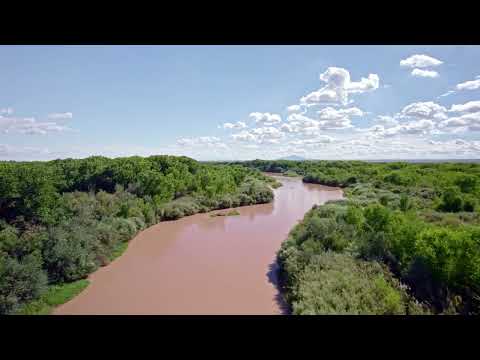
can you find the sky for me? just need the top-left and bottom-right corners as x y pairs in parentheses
(1, 45), (480, 161)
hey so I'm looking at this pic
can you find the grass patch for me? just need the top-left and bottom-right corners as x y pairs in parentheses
(282, 170), (300, 177)
(109, 241), (130, 262)
(15, 279), (90, 315)
(271, 181), (283, 189)
(210, 209), (241, 217)
(15, 241), (128, 315)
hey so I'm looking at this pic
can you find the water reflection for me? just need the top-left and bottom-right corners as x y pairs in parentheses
(195, 214), (228, 232)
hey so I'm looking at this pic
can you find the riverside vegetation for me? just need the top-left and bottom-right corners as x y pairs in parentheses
(223, 159), (480, 315)
(0, 156), (278, 314)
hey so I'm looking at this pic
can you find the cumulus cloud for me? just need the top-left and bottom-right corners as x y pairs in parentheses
(300, 67), (379, 106)
(439, 112), (480, 132)
(48, 112), (73, 120)
(316, 106), (363, 129)
(456, 79), (480, 91)
(231, 130), (257, 143)
(249, 112), (282, 126)
(280, 123), (295, 133)
(437, 77), (480, 99)
(375, 115), (399, 128)
(251, 126), (284, 143)
(400, 54), (443, 68)
(400, 101), (448, 121)
(284, 113), (321, 136)
(231, 126), (285, 144)
(222, 121), (247, 130)
(287, 105), (302, 113)
(282, 107), (362, 135)
(449, 101), (480, 113)
(366, 118), (437, 139)
(411, 68), (439, 78)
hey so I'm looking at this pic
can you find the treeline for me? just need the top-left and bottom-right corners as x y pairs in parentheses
(230, 160), (480, 314)
(0, 155), (278, 314)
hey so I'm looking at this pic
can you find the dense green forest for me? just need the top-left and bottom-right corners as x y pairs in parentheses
(3, 155), (479, 315)
(0, 155), (278, 314)
(224, 160), (480, 315)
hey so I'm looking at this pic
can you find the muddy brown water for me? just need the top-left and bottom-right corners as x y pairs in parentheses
(53, 175), (343, 315)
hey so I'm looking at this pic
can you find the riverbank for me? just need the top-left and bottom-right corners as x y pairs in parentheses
(53, 176), (342, 315)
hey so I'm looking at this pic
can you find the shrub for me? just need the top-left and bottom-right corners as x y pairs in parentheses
(438, 187), (464, 213)
(42, 225), (98, 282)
(400, 194), (412, 212)
(0, 252), (48, 314)
(290, 252), (419, 315)
(463, 195), (476, 212)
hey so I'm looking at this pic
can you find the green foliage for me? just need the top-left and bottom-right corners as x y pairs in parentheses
(0, 252), (48, 314)
(291, 253), (426, 315)
(242, 159), (480, 314)
(438, 187), (464, 212)
(455, 174), (478, 193)
(15, 279), (89, 315)
(399, 194), (412, 212)
(0, 155), (275, 314)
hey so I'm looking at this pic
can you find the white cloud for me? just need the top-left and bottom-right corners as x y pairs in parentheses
(280, 123), (295, 133)
(0, 108), (13, 115)
(366, 118), (436, 138)
(400, 54), (443, 68)
(242, 144), (260, 149)
(252, 126), (284, 142)
(48, 112), (73, 120)
(0, 116), (69, 135)
(289, 135), (335, 146)
(345, 74), (380, 94)
(286, 113), (319, 127)
(425, 138), (480, 155)
(231, 126), (285, 145)
(317, 106), (363, 129)
(439, 90), (455, 98)
(449, 101), (480, 113)
(456, 79), (480, 91)
(300, 67), (379, 106)
(400, 101), (448, 121)
(318, 107), (364, 119)
(375, 115), (399, 128)
(177, 136), (228, 149)
(411, 68), (439, 78)
(0, 143), (51, 159)
(231, 130), (257, 143)
(287, 105), (302, 113)
(249, 112), (282, 126)
(439, 112), (480, 132)
(222, 121), (247, 130)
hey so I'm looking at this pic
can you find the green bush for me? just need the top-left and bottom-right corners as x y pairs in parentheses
(42, 225), (99, 282)
(290, 252), (425, 315)
(438, 187), (464, 213)
(0, 253), (48, 314)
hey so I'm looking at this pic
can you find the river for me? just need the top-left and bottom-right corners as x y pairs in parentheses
(53, 175), (343, 315)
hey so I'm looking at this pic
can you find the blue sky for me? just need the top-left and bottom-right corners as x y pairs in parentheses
(1, 45), (480, 160)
